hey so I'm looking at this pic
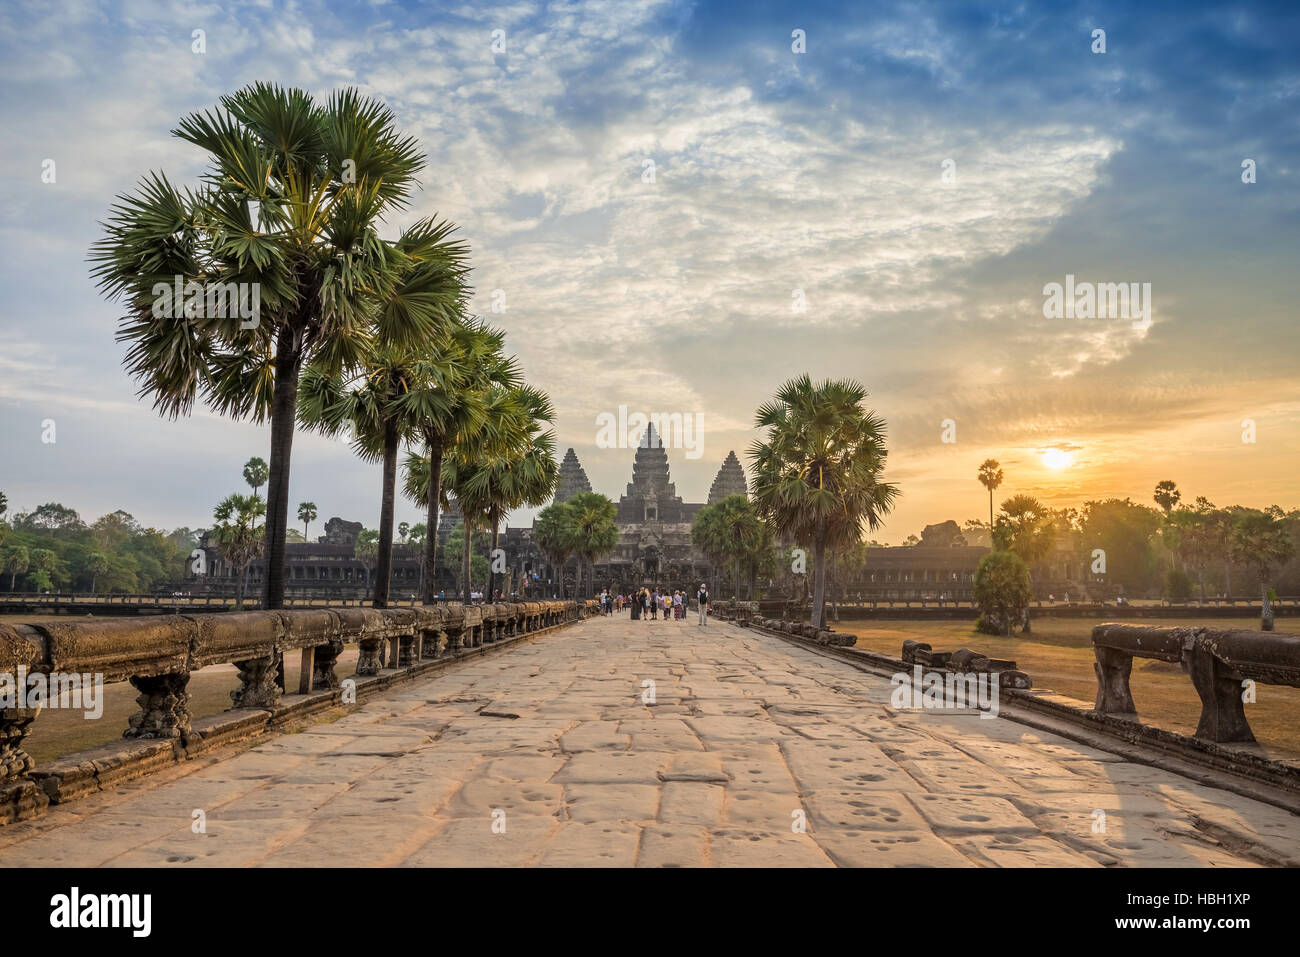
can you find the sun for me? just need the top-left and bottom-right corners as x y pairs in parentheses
(1042, 448), (1073, 471)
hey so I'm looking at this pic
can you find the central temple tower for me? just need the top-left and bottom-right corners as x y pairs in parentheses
(617, 423), (691, 524)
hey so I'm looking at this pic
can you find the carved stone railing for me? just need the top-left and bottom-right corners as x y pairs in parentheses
(1091, 623), (1300, 743)
(711, 601), (759, 625)
(0, 599), (593, 825)
(900, 640), (1032, 689)
(745, 615), (857, 647)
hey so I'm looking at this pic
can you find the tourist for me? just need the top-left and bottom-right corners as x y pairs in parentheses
(650, 589), (659, 620)
(631, 589), (641, 620)
(697, 583), (709, 626)
(673, 590), (683, 620)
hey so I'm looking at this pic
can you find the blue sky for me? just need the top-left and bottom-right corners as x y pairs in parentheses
(1, 0), (1297, 540)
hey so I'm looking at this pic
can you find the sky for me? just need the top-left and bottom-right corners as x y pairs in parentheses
(1, 0), (1297, 543)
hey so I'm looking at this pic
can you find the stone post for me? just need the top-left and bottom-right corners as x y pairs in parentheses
(125, 672), (192, 740)
(356, 637), (384, 676)
(312, 638), (344, 691)
(0, 709), (38, 782)
(231, 654), (283, 709)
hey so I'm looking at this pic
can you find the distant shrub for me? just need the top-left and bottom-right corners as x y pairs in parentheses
(1164, 568), (1192, 601)
(973, 551), (1031, 637)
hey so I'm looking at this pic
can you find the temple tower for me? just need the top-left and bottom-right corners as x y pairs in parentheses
(617, 424), (687, 523)
(553, 448), (593, 504)
(707, 450), (748, 504)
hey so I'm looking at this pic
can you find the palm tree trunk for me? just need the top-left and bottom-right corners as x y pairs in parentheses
(421, 433), (444, 604)
(1224, 558), (1233, 601)
(1261, 579), (1274, 631)
(372, 418), (400, 608)
(1022, 570), (1034, 633)
(462, 521), (474, 604)
(811, 525), (827, 629)
(488, 509), (501, 601)
(733, 556), (740, 600)
(261, 324), (303, 611)
(988, 490), (994, 532)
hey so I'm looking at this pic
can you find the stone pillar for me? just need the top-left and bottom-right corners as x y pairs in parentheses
(125, 672), (192, 740)
(1186, 650), (1255, 743)
(355, 637), (384, 676)
(422, 630), (447, 659)
(231, 654), (283, 710)
(312, 638), (344, 691)
(0, 708), (39, 781)
(1092, 646), (1136, 714)
(397, 633), (420, 667)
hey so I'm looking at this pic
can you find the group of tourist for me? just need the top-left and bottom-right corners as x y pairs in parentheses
(599, 584), (710, 626)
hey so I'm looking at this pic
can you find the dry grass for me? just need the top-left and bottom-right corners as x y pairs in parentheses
(839, 617), (1300, 761)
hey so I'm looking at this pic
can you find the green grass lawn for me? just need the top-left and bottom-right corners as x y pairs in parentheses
(839, 617), (1300, 761)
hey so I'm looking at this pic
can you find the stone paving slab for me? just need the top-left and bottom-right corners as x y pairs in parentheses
(1, 612), (1298, 866)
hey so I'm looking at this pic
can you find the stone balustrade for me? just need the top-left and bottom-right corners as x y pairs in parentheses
(0, 599), (600, 825)
(743, 613), (858, 647)
(1091, 623), (1300, 743)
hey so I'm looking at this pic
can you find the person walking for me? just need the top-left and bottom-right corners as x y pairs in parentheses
(697, 583), (709, 626)
(650, 589), (659, 620)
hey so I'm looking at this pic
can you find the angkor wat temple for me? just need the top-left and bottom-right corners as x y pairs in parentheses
(193, 424), (749, 599)
(499, 424), (749, 595)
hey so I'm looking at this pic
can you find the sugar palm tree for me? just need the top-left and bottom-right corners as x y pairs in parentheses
(84, 552), (109, 594)
(354, 528), (380, 595)
(296, 216), (469, 608)
(441, 384), (558, 602)
(977, 459), (1003, 531)
(297, 501), (317, 542)
(534, 502), (580, 598)
(1153, 480), (1181, 514)
(3, 545), (29, 592)
(243, 457), (269, 500)
(211, 493), (266, 609)
(1229, 511), (1295, 630)
(568, 492), (619, 600)
(399, 319), (516, 604)
(406, 522), (427, 593)
(91, 83), (431, 610)
(749, 376), (899, 629)
(692, 493), (761, 600)
(483, 387), (560, 600)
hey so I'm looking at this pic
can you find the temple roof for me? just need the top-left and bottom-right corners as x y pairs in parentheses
(554, 448), (593, 504)
(707, 450), (748, 504)
(623, 424), (680, 504)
